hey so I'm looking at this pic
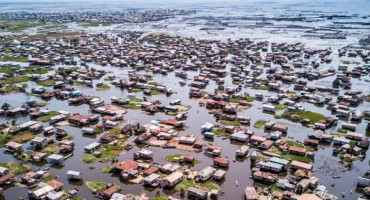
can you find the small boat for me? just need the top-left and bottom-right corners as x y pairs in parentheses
(333, 175), (341, 179)
(225, 154), (228, 158)
(235, 180), (238, 187)
(342, 191), (345, 197)
(233, 158), (235, 162)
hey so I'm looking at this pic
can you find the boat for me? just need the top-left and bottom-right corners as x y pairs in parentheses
(333, 176), (341, 179)
(235, 180), (238, 187)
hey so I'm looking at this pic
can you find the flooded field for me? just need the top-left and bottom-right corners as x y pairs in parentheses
(0, 1), (369, 200)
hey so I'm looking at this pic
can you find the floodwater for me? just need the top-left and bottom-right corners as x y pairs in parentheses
(0, 0), (370, 199)
(0, 48), (369, 200)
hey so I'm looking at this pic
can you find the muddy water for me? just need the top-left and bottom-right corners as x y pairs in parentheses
(0, 44), (369, 200)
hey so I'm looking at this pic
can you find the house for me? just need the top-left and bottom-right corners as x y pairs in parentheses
(67, 171), (82, 180)
(230, 132), (249, 142)
(112, 160), (139, 174)
(244, 187), (258, 200)
(179, 136), (196, 145)
(259, 140), (274, 150)
(270, 131), (282, 140)
(204, 132), (215, 139)
(236, 145), (249, 157)
(197, 166), (217, 182)
(272, 123), (288, 133)
(161, 171), (184, 188)
(333, 137), (350, 145)
(346, 132), (363, 141)
(213, 169), (226, 181)
(262, 104), (275, 112)
(205, 146), (221, 156)
(46, 191), (65, 200)
(304, 139), (319, 147)
(295, 177), (319, 194)
(30, 136), (50, 150)
(82, 127), (95, 135)
(100, 185), (119, 199)
(20, 171), (40, 185)
(357, 170), (370, 187)
(188, 187), (208, 200)
(259, 161), (283, 173)
(291, 161), (312, 171)
(4, 141), (22, 153)
(252, 171), (278, 184)
(143, 166), (158, 177)
(47, 154), (64, 165)
(250, 135), (266, 145)
(288, 146), (306, 156)
(159, 163), (181, 174)
(47, 179), (64, 191)
(0, 167), (10, 176)
(269, 157), (289, 170)
(277, 179), (295, 191)
(84, 142), (101, 153)
(0, 173), (15, 185)
(31, 152), (47, 162)
(28, 184), (54, 200)
(134, 149), (153, 160)
(213, 157), (229, 168)
(342, 122), (357, 131)
(143, 173), (160, 186)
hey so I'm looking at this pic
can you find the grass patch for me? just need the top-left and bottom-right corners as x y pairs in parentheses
(78, 22), (112, 27)
(26, 65), (52, 75)
(282, 111), (325, 124)
(166, 154), (183, 162)
(102, 165), (113, 173)
(86, 181), (108, 191)
(0, 56), (28, 62)
(275, 104), (287, 110)
(0, 134), (13, 148)
(150, 90), (160, 95)
(108, 127), (122, 135)
(96, 84), (110, 91)
(219, 119), (240, 126)
(175, 178), (220, 191)
(337, 128), (348, 133)
(123, 103), (141, 109)
(42, 143), (59, 156)
(151, 197), (168, 200)
(99, 144), (124, 162)
(282, 154), (311, 163)
(211, 129), (229, 136)
(36, 111), (58, 122)
(229, 96), (254, 103)
(232, 81), (243, 85)
(251, 85), (269, 90)
(130, 98), (143, 102)
(89, 166), (95, 170)
(11, 132), (36, 144)
(286, 141), (310, 151)
(254, 120), (266, 128)
(38, 79), (55, 87)
(0, 75), (29, 84)
(0, 66), (19, 73)
(0, 162), (32, 175)
(132, 88), (142, 93)
(35, 101), (48, 107)
(274, 114), (282, 119)
(0, 85), (21, 94)
(148, 81), (158, 86)
(82, 153), (98, 163)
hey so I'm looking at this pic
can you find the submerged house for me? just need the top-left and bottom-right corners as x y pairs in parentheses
(161, 171), (184, 188)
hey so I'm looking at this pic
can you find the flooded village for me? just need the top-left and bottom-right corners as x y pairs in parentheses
(0, 1), (370, 200)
